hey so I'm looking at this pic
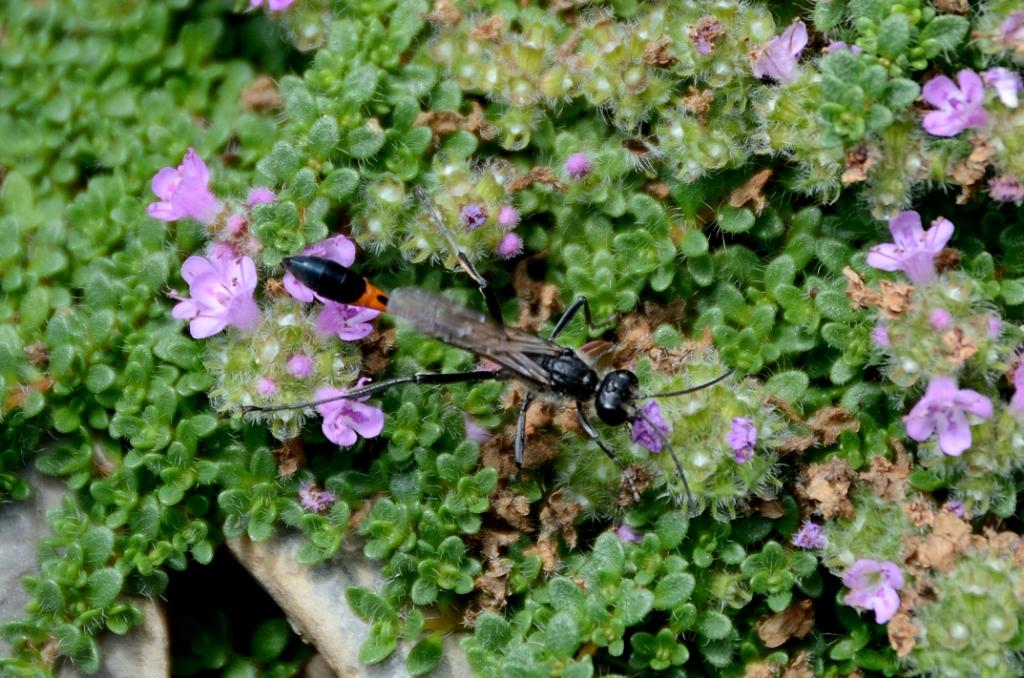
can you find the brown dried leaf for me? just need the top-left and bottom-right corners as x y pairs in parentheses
(742, 664), (778, 678)
(466, 100), (496, 140)
(359, 327), (397, 376)
(782, 650), (813, 678)
(841, 143), (879, 184)
(617, 465), (653, 507)
(859, 453), (909, 502)
(274, 439), (306, 477)
(933, 0), (968, 12)
(766, 394), (804, 424)
(490, 489), (534, 532)
(512, 255), (561, 332)
(775, 434), (817, 455)
(808, 405), (860, 447)
(425, 0), (461, 26)
(728, 169), (773, 215)
(521, 432), (561, 470)
(524, 531), (560, 572)
(757, 599), (814, 648)
(416, 110), (463, 136)
(942, 327), (978, 366)
(688, 16), (723, 54)
(797, 458), (857, 519)
(878, 280), (913, 318)
(756, 499), (786, 519)
(540, 489), (581, 548)
(471, 14), (505, 40)
(242, 75), (281, 111)
(934, 247), (961, 273)
(887, 613), (918, 657)
(23, 341), (47, 366)
(643, 37), (674, 66)
(644, 181), (670, 200)
(507, 166), (565, 193)
(911, 511), (973, 572)
(680, 86), (714, 122)
(842, 266), (882, 309)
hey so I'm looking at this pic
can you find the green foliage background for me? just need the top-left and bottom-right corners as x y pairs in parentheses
(1, 0), (1024, 676)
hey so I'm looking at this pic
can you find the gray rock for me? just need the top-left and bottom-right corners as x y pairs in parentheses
(0, 470), (170, 677)
(228, 534), (474, 678)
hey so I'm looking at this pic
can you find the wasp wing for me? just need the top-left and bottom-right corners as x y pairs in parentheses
(387, 287), (562, 386)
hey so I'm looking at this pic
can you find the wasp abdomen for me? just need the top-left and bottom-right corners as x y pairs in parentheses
(283, 255), (388, 311)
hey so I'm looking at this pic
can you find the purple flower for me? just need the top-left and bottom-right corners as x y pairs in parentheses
(170, 245), (261, 339)
(904, 376), (993, 456)
(497, 205), (520, 230)
(147, 148), (222, 225)
(615, 524), (642, 544)
(825, 41), (861, 54)
(258, 378), (279, 397)
(751, 20), (808, 84)
(251, 0), (295, 11)
(287, 354), (314, 378)
(929, 308), (952, 331)
(564, 152), (593, 180)
(943, 500), (965, 518)
(283, 235), (356, 303)
(299, 482), (337, 513)
(988, 174), (1024, 204)
(865, 210), (953, 285)
(842, 559), (903, 624)
(999, 12), (1024, 49)
(314, 302), (380, 341)
(495, 232), (524, 259)
(247, 186), (277, 206)
(983, 67), (1022, 108)
(316, 378), (385, 447)
(1010, 362), (1024, 416)
(987, 314), (1003, 338)
(460, 203), (488, 230)
(792, 521), (827, 549)
(921, 70), (988, 137)
(631, 401), (670, 452)
(463, 413), (491, 444)
(726, 417), (757, 463)
(871, 324), (891, 348)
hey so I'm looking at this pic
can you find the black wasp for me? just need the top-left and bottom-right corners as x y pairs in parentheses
(251, 190), (731, 511)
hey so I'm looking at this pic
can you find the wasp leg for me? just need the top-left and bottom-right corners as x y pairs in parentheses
(415, 187), (505, 327)
(243, 370), (510, 414)
(548, 296), (597, 340)
(513, 391), (536, 465)
(576, 404), (642, 503)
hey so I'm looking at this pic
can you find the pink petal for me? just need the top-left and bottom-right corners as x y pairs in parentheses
(877, 562), (904, 589)
(343, 401), (385, 438)
(179, 148), (210, 185)
(954, 389), (993, 419)
(865, 244), (904, 271)
(922, 75), (959, 108)
(283, 272), (315, 303)
(314, 235), (357, 268)
(841, 560), (876, 589)
(923, 217), (954, 252)
(936, 409), (971, 456)
(922, 110), (968, 137)
(956, 69), (985, 106)
(238, 255), (259, 293)
(781, 21), (808, 57)
(323, 418), (358, 447)
(227, 296), (261, 333)
(871, 586), (900, 624)
(151, 167), (181, 200)
(189, 315), (228, 339)
(181, 255), (217, 284)
(146, 201), (185, 222)
(171, 299), (199, 320)
(887, 211), (924, 249)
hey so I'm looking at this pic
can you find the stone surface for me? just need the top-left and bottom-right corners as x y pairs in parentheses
(0, 470), (170, 677)
(228, 534), (473, 678)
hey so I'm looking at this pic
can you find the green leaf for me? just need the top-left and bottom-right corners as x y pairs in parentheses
(592, 532), (625, 577)
(654, 511), (688, 550)
(82, 526), (115, 568)
(322, 168), (360, 202)
(919, 15), (969, 55)
(345, 124), (386, 159)
(86, 568), (124, 608)
(616, 585), (654, 626)
(251, 618), (291, 663)
(717, 205), (755, 234)
(407, 635), (444, 676)
(1001, 279), (1024, 305)
(764, 370), (809, 404)
(359, 632), (398, 664)
(346, 586), (398, 624)
(697, 611), (732, 640)
(654, 572), (696, 610)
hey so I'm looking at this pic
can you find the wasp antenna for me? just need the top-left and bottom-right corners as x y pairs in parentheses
(636, 408), (696, 515)
(640, 368), (735, 400)
(241, 391), (358, 415)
